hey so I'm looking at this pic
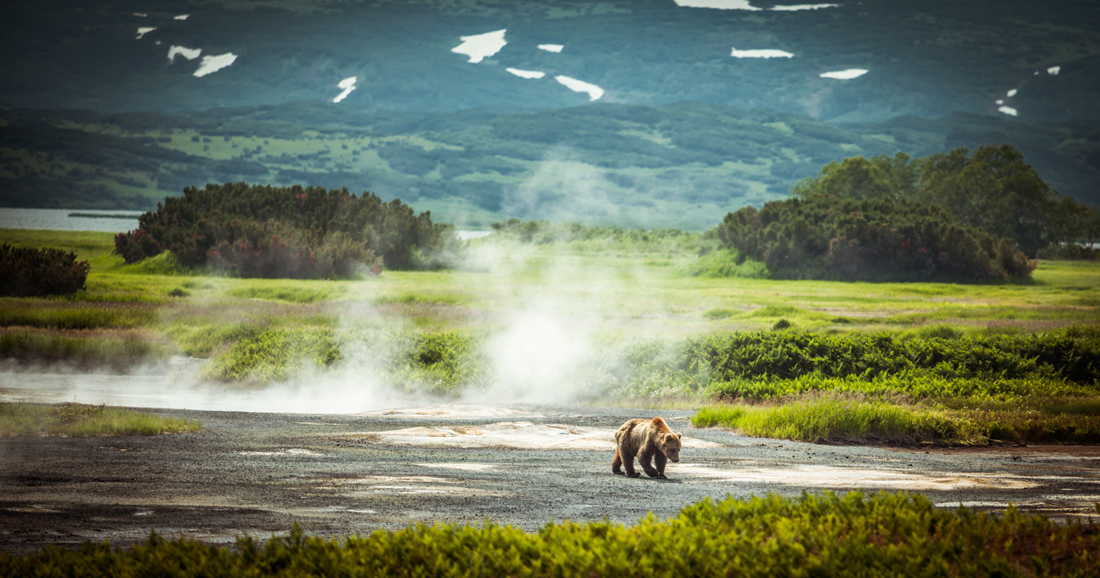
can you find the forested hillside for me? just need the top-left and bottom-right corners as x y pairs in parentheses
(3, 103), (1099, 228)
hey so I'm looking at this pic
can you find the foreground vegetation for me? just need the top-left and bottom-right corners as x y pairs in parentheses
(0, 402), (202, 437)
(2, 492), (1098, 577)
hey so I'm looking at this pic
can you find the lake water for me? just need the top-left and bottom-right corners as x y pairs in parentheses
(0, 208), (492, 240)
(0, 208), (142, 233)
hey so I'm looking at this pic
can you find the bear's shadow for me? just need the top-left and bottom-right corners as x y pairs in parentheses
(620, 475), (683, 483)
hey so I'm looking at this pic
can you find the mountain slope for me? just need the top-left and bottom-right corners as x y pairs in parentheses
(1, 0), (1097, 122)
(3, 103), (1097, 227)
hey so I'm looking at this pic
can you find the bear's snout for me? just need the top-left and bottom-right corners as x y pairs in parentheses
(671, 457), (680, 462)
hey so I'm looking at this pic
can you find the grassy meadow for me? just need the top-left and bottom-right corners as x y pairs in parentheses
(2, 227), (1099, 445)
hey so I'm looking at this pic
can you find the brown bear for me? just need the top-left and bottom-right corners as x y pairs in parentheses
(612, 417), (682, 479)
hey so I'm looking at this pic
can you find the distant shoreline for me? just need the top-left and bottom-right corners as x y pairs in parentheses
(68, 212), (143, 219)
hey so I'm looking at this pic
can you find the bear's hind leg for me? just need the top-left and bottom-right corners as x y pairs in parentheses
(612, 448), (624, 475)
(623, 456), (641, 478)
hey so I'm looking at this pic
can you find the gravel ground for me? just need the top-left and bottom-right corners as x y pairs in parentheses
(3, 403), (1100, 555)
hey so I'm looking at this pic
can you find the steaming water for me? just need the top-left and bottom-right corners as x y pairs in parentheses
(0, 208), (141, 232)
(0, 358), (413, 414)
(194, 53), (237, 77)
(998, 105), (1018, 116)
(174, 14), (189, 20)
(136, 27), (156, 39)
(1048, 65), (1061, 75)
(731, 48), (793, 58)
(1007, 88), (1018, 97)
(538, 44), (563, 53)
(451, 29), (507, 63)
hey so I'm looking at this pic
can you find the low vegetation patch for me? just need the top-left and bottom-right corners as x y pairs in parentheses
(2, 492), (1098, 577)
(0, 402), (201, 437)
(203, 328), (488, 394)
(0, 301), (156, 330)
(0, 329), (168, 370)
(693, 395), (975, 445)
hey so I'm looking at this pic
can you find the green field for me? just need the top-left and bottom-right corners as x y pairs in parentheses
(2, 227), (1099, 445)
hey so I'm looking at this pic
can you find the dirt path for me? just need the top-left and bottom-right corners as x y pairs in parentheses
(3, 403), (1100, 554)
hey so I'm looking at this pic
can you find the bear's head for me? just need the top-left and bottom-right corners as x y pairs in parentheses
(660, 432), (682, 462)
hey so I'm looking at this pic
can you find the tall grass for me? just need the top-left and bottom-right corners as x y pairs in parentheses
(0, 329), (167, 369)
(0, 402), (202, 437)
(0, 301), (156, 329)
(693, 396), (979, 444)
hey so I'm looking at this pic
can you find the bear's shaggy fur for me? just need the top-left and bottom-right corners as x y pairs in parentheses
(612, 416), (682, 479)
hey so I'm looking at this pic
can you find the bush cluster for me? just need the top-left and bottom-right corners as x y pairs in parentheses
(602, 328), (1100, 400)
(114, 183), (458, 278)
(3, 492), (1098, 577)
(0, 243), (89, 296)
(789, 145), (1100, 257)
(717, 196), (1035, 281)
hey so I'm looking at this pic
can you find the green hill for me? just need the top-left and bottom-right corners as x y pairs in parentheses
(2, 103), (1097, 228)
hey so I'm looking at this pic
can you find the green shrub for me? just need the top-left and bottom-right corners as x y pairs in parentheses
(685, 248), (768, 278)
(0, 243), (90, 296)
(2, 492), (1098, 577)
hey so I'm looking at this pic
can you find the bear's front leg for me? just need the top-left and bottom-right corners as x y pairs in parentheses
(623, 456), (641, 478)
(639, 450), (662, 478)
(653, 452), (668, 479)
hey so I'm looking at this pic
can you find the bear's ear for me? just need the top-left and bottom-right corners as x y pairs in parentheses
(675, 433), (682, 440)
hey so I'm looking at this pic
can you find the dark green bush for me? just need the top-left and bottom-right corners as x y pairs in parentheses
(0, 243), (89, 296)
(114, 182), (458, 277)
(717, 196), (1035, 281)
